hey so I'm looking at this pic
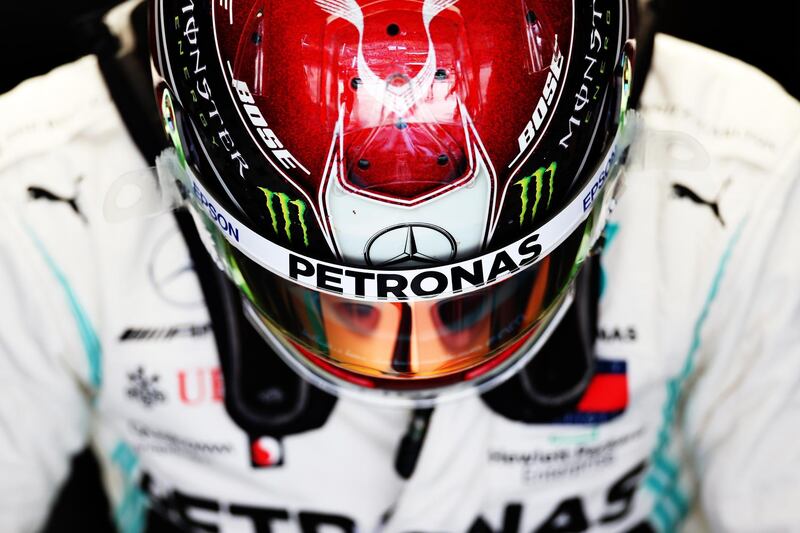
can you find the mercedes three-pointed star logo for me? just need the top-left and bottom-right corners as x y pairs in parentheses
(148, 230), (203, 307)
(364, 223), (458, 267)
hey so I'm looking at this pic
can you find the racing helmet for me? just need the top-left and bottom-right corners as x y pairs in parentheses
(149, 0), (638, 404)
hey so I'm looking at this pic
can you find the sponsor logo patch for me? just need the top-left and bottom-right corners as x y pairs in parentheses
(178, 367), (225, 405)
(250, 435), (284, 468)
(364, 223), (457, 267)
(128, 421), (233, 458)
(148, 229), (203, 307)
(119, 324), (212, 342)
(126, 367), (167, 408)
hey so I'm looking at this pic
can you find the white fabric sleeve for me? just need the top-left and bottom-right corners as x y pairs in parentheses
(0, 53), (142, 532)
(684, 141), (800, 532)
(0, 207), (94, 532)
(640, 34), (800, 532)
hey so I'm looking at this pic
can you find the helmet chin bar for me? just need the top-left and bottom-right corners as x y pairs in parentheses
(241, 285), (575, 408)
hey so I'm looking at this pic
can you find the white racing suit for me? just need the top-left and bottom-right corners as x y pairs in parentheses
(0, 34), (799, 533)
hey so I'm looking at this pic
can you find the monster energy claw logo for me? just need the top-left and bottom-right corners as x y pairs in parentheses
(514, 162), (557, 225)
(258, 187), (309, 247)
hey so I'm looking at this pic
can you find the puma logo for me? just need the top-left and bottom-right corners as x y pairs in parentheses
(671, 178), (730, 226)
(27, 177), (85, 222)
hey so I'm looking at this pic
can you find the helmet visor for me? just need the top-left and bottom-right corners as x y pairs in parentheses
(206, 210), (595, 392)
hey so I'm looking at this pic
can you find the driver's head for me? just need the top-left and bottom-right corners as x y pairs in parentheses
(150, 0), (639, 404)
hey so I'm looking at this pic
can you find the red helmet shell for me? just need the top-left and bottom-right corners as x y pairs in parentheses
(152, 0), (633, 264)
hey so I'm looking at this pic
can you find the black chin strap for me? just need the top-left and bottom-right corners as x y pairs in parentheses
(173, 210), (338, 438)
(630, 0), (660, 109)
(91, 2), (166, 165)
(480, 253), (601, 423)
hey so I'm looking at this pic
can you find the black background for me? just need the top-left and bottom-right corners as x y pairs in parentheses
(0, 1), (797, 532)
(1, 0), (797, 97)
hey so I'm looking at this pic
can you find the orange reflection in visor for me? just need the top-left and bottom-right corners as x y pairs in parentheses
(320, 296), (491, 378)
(307, 256), (551, 381)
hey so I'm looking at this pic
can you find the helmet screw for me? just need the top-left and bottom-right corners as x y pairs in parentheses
(358, 159), (371, 170)
(351, 77), (363, 90)
(387, 23), (401, 36)
(437, 154), (449, 166)
(435, 68), (448, 80)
